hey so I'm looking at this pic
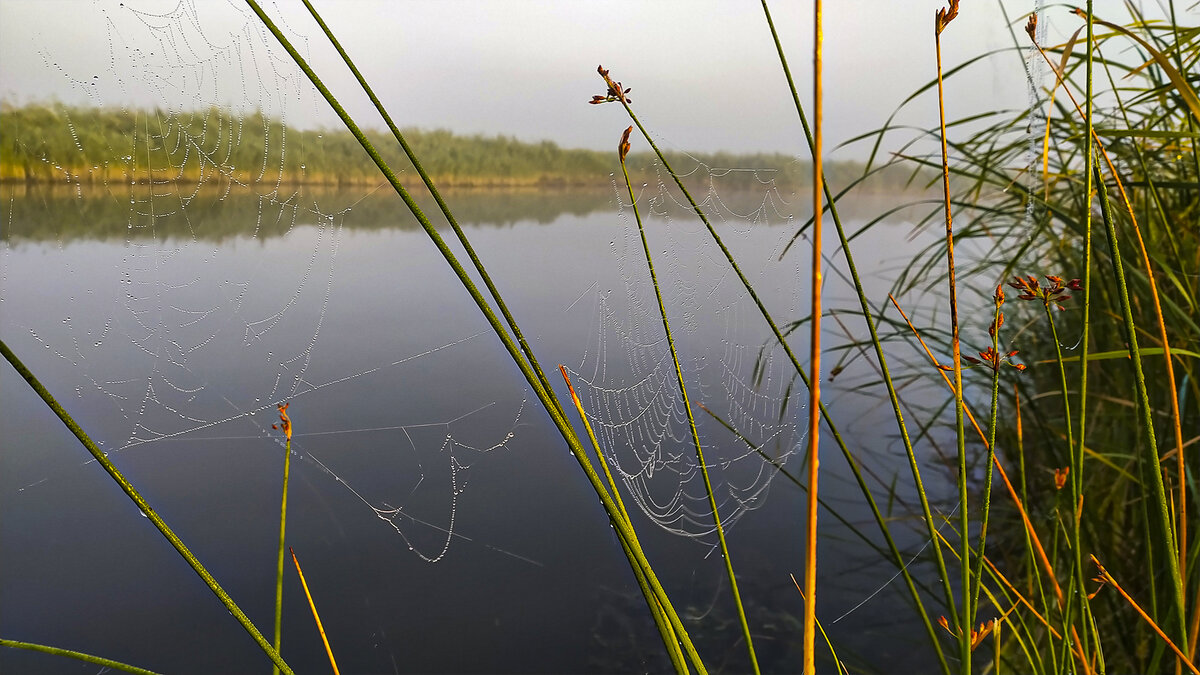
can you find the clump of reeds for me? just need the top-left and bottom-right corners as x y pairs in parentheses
(859, 2), (1198, 672)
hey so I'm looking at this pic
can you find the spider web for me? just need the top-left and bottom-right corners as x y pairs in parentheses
(2, 0), (818, 565)
(564, 162), (808, 542)
(1, 0), (529, 566)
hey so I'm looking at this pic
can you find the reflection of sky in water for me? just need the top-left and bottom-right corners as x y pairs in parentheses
(2, 184), (953, 673)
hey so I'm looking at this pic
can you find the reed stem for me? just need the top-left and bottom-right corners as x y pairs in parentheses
(803, 4), (824, 673)
(619, 135), (758, 674)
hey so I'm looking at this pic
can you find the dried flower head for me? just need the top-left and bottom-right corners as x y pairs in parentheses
(1054, 466), (1069, 490)
(1008, 274), (1081, 311)
(1025, 12), (1038, 42)
(936, 0), (960, 35)
(961, 346), (1024, 373)
(619, 126), (633, 163)
(590, 65), (632, 105)
(272, 402), (292, 441)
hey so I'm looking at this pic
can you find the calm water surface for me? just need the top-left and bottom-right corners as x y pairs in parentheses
(2, 184), (952, 673)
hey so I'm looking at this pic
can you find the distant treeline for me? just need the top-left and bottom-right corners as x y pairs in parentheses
(1, 103), (926, 192)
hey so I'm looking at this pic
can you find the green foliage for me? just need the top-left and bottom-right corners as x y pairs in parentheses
(869, 6), (1199, 673)
(0, 102), (919, 193)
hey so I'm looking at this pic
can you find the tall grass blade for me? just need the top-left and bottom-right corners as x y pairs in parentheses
(0, 638), (161, 675)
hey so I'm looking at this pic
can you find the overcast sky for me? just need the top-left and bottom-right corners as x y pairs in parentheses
(0, 1), (1162, 159)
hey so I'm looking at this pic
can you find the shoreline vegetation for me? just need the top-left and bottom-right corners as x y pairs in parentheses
(0, 102), (925, 193)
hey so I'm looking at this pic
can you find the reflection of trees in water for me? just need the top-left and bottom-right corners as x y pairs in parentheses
(2, 182), (930, 246)
(0, 184), (621, 243)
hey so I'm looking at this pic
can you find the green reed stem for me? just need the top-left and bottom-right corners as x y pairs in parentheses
(1075, 3), (1100, 665)
(1043, 305), (1073, 454)
(1095, 160), (1188, 651)
(0, 339), (294, 675)
(620, 150), (759, 674)
(272, 431), (292, 675)
(245, 3), (706, 670)
(969, 300), (1003, 629)
(297, 0), (563, 421)
(0, 638), (161, 675)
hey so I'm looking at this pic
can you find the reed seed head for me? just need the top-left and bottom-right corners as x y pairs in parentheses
(591, 65), (632, 105)
(1025, 12), (1038, 42)
(272, 402), (292, 441)
(1008, 274), (1080, 311)
(1054, 466), (1069, 490)
(936, 0), (959, 35)
(619, 126), (632, 163)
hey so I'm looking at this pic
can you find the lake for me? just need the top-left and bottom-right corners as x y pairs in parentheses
(1, 181), (958, 673)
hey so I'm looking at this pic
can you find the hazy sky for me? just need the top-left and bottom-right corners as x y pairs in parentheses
(0, 1), (1159, 159)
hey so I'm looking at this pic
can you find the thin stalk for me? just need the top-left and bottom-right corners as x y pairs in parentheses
(272, 405), (293, 675)
(297, 0), (563, 420)
(0, 339), (294, 675)
(0, 639), (162, 675)
(244, 4), (708, 670)
(289, 548), (340, 675)
(1042, 304), (1074, 453)
(619, 134), (758, 674)
(1093, 556), (1200, 674)
(803, 4), (825, 673)
(934, 4), (971, 670)
(969, 293), (1004, 628)
(1077, 4), (1101, 667)
(1096, 160), (1187, 646)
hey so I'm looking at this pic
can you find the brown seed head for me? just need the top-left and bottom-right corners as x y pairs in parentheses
(273, 402), (292, 441)
(591, 65), (632, 105)
(1054, 466), (1069, 490)
(1025, 13), (1038, 42)
(619, 126), (633, 163)
(936, 0), (960, 35)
